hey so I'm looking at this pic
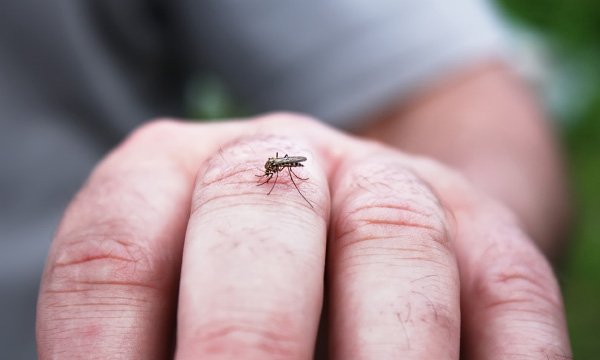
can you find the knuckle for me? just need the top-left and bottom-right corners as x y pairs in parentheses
(192, 136), (320, 213)
(38, 228), (174, 355)
(191, 152), (260, 214)
(46, 227), (168, 294)
(334, 163), (451, 254)
(471, 228), (562, 312)
(186, 312), (299, 357)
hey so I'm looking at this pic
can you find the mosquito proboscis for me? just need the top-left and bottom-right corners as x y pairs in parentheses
(256, 152), (313, 208)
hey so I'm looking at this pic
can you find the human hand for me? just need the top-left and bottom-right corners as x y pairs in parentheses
(36, 113), (571, 359)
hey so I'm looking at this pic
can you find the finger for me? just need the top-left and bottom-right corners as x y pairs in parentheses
(327, 152), (461, 359)
(412, 163), (572, 359)
(457, 199), (570, 359)
(175, 136), (329, 359)
(36, 120), (240, 359)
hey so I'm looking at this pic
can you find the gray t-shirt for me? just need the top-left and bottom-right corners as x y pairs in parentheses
(0, 1), (507, 358)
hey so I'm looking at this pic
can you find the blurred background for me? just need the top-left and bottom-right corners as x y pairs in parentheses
(496, 1), (600, 358)
(191, 1), (600, 358)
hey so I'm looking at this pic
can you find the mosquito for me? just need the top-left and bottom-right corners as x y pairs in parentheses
(256, 152), (313, 208)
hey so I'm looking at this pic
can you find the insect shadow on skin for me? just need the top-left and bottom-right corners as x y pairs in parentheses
(256, 152), (314, 208)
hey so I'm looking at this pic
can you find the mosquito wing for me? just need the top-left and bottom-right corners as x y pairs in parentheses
(275, 156), (307, 165)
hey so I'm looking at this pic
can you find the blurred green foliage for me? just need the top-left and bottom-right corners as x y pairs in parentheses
(499, 0), (600, 49)
(497, 1), (600, 358)
(187, 74), (251, 120)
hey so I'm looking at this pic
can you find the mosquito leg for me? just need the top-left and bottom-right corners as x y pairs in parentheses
(289, 167), (309, 181)
(255, 165), (265, 175)
(267, 171), (279, 195)
(288, 168), (313, 208)
(257, 173), (273, 186)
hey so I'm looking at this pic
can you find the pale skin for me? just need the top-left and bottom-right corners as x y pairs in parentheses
(363, 62), (570, 261)
(36, 62), (571, 359)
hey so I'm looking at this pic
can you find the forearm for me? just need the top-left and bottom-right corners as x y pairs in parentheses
(359, 61), (570, 261)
